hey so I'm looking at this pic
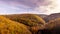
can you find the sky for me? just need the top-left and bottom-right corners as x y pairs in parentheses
(0, 0), (60, 15)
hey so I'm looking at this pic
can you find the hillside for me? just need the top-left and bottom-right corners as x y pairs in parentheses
(3, 14), (46, 34)
(1, 13), (60, 34)
(0, 16), (32, 34)
(37, 14), (48, 19)
(4, 14), (46, 26)
(44, 13), (60, 22)
(38, 18), (60, 34)
(42, 18), (60, 34)
(46, 18), (60, 29)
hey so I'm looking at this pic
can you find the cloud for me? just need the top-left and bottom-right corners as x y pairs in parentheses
(34, 0), (60, 14)
(0, 0), (60, 15)
(0, 1), (30, 14)
(0, 0), (51, 8)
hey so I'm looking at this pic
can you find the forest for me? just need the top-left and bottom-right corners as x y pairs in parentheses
(0, 13), (59, 34)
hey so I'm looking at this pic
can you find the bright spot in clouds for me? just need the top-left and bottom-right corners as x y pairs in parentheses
(35, 0), (60, 14)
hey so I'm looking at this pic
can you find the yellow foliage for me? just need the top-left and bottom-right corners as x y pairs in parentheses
(3, 14), (46, 34)
(4, 14), (45, 27)
(0, 16), (32, 34)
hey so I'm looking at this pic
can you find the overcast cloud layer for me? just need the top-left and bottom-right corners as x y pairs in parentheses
(0, 0), (60, 15)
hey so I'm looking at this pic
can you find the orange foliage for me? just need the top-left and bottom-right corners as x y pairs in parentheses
(0, 16), (32, 34)
(3, 14), (46, 34)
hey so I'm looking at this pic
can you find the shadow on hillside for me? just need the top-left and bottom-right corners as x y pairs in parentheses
(37, 29), (52, 34)
(37, 28), (60, 34)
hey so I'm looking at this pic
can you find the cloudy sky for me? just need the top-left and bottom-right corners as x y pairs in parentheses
(0, 0), (60, 15)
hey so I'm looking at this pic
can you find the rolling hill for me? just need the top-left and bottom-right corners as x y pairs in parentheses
(0, 16), (32, 34)
(4, 14), (46, 26)
(44, 13), (60, 22)
(37, 14), (48, 19)
(3, 14), (46, 34)
(44, 18), (60, 34)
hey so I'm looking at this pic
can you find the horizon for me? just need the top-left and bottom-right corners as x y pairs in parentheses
(0, 12), (59, 15)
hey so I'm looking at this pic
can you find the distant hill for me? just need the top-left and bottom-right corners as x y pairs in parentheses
(3, 14), (46, 26)
(45, 18), (60, 29)
(44, 13), (60, 22)
(37, 14), (48, 18)
(38, 18), (60, 34)
(45, 18), (60, 34)
(0, 16), (32, 34)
